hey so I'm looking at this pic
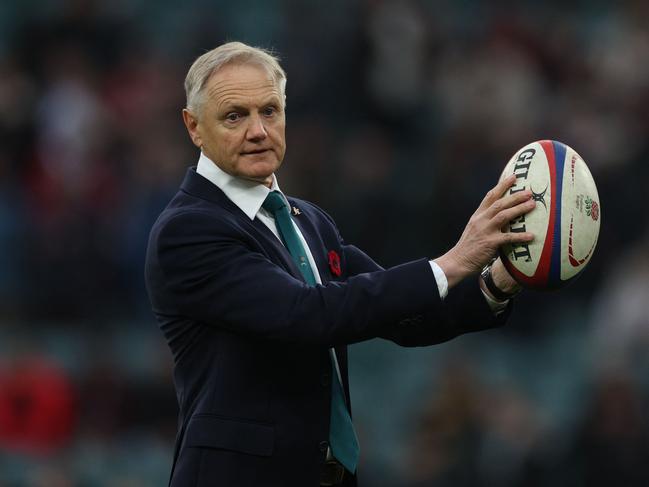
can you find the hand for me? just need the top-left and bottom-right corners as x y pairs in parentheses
(435, 175), (535, 289)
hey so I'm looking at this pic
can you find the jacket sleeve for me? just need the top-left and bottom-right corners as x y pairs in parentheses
(148, 210), (443, 347)
(340, 239), (511, 347)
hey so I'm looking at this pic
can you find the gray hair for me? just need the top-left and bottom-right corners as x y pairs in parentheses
(184, 41), (287, 115)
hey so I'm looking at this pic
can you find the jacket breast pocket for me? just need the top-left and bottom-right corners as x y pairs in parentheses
(184, 414), (275, 457)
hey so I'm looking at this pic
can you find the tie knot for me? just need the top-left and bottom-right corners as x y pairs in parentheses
(262, 191), (288, 215)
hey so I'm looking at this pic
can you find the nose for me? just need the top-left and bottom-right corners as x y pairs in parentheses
(246, 114), (267, 142)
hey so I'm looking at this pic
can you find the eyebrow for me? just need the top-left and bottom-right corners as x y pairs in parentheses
(221, 104), (248, 114)
(220, 97), (282, 113)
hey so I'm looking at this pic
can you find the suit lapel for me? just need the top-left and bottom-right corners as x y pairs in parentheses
(247, 217), (306, 281)
(180, 168), (306, 282)
(287, 198), (330, 284)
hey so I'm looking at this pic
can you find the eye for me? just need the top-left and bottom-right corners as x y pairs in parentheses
(262, 106), (276, 117)
(225, 112), (241, 122)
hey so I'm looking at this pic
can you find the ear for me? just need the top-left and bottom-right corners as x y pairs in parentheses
(182, 109), (202, 148)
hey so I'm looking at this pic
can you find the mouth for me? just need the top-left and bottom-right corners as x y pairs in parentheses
(241, 148), (270, 155)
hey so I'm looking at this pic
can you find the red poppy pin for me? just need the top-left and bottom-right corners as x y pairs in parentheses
(328, 250), (341, 277)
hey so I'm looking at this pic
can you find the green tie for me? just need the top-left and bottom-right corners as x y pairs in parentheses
(262, 191), (360, 473)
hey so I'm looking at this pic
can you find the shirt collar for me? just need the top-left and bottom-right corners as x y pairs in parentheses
(196, 152), (288, 220)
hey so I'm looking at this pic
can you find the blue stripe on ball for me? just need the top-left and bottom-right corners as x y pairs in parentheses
(549, 140), (567, 286)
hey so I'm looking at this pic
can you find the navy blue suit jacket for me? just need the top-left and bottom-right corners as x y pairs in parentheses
(145, 168), (510, 487)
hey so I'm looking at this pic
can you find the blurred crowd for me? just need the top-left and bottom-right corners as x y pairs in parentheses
(0, 0), (648, 485)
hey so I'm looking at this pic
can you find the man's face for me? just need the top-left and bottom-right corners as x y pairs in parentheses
(183, 63), (286, 186)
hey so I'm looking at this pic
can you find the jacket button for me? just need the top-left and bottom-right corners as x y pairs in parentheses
(319, 440), (329, 452)
(321, 373), (331, 387)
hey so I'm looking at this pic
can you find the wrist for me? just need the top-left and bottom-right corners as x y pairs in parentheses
(433, 248), (470, 290)
(480, 259), (521, 301)
(491, 258), (522, 294)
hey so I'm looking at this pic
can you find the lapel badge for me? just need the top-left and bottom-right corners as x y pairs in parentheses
(292, 206), (301, 216)
(328, 250), (342, 277)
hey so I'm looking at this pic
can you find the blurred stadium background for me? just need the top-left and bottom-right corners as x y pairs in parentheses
(1, 0), (648, 485)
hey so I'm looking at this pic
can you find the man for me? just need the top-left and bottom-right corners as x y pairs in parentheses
(145, 41), (535, 487)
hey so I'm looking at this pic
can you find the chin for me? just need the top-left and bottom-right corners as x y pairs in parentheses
(240, 159), (281, 180)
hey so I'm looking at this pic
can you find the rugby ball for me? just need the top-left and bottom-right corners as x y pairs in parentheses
(499, 140), (600, 290)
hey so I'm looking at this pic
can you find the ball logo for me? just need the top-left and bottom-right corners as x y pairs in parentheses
(585, 197), (599, 221)
(530, 184), (548, 210)
(506, 147), (536, 263)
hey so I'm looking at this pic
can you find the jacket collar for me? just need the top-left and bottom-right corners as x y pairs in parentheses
(195, 152), (289, 220)
(180, 166), (235, 208)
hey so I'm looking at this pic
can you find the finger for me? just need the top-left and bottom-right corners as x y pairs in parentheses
(499, 230), (535, 246)
(486, 189), (532, 218)
(492, 198), (536, 229)
(479, 174), (518, 211)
